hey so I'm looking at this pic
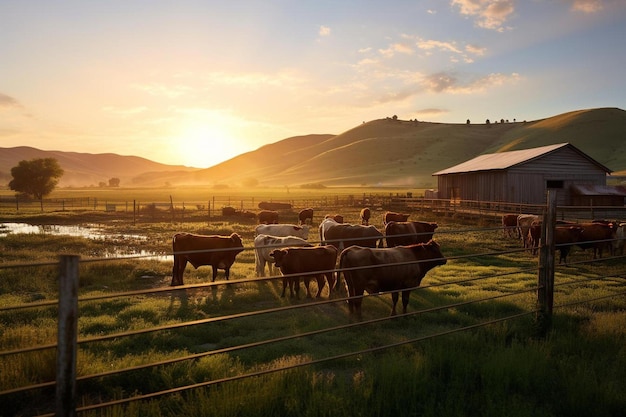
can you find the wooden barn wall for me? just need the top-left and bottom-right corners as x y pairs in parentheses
(435, 147), (608, 205)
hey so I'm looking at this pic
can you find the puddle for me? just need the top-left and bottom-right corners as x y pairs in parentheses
(0, 222), (169, 261)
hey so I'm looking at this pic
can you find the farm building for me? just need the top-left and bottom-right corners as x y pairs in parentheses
(432, 143), (625, 206)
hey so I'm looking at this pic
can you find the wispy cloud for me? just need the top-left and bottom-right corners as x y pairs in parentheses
(319, 25), (331, 36)
(451, 0), (515, 31)
(570, 0), (604, 13)
(0, 93), (22, 109)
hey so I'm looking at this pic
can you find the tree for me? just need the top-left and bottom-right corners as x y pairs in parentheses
(108, 177), (120, 187)
(9, 158), (64, 209)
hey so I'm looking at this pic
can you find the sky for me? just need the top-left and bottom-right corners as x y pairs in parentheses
(1, 0), (626, 169)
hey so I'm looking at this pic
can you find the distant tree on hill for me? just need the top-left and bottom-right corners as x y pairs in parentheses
(9, 158), (64, 210)
(466, 119), (471, 125)
(108, 177), (120, 187)
(486, 119), (491, 127)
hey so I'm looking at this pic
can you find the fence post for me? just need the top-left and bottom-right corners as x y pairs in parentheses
(537, 191), (556, 336)
(56, 254), (80, 417)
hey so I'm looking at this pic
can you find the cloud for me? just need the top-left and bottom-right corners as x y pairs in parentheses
(0, 93), (22, 109)
(102, 106), (148, 116)
(422, 71), (520, 94)
(379, 42), (414, 58)
(319, 25), (331, 36)
(416, 39), (462, 54)
(570, 0), (604, 13)
(451, 0), (515, 31)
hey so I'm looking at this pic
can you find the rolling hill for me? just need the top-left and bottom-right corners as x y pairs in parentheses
(1, 107), (625, 189)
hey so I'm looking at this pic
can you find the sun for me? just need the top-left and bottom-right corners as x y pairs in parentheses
(172, 122), (240, 168)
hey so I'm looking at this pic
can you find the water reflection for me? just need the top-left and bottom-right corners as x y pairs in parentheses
(0, 222), (146, 240)
(0, 222), (169, 261)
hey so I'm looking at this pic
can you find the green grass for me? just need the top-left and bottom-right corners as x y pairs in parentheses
(0, 206), (625, 416)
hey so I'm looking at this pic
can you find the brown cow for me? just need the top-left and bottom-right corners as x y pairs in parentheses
(171, 233), (244, 286)
(325, 213), (344, 223)
(577, 222), (616, 259)
(324, 224), (383, 251)
(270, 245), (338, 298)
(529, 221), (584, 263)
(340, 240), (446, 319)
(360, 208), (371, 225)
(298, 208), (314, 225)
(258, 210), (279, 224)
(501, 214), (519, 238)
(555, 225), (584, 263)
(383, 211), (410, 225)
(385, 221), (438, 247)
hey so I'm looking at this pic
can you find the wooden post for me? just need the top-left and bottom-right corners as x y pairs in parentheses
(537, 191), (556, 336)
(133, 200), (136, 226)
(56, 254), (80, 417)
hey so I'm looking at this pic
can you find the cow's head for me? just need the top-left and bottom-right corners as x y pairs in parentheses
(269, 248), (287, 267)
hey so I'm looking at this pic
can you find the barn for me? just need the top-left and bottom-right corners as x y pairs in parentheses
(432, 143), (623, 206)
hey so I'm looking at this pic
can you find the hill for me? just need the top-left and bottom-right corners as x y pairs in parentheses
(0, 146), (200, 187)
(1, 107), (625, 188)
(148, 107), (626, 188)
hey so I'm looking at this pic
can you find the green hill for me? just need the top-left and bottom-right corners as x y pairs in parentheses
(2, 107), (625, 188)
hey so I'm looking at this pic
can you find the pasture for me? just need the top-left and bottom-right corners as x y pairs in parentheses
(0, 192), (625, 416)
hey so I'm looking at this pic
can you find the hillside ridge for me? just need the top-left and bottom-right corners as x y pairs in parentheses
(1, 107), (624, 188)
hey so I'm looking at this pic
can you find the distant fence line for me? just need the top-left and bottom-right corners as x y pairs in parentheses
(1, 193), (624, 223)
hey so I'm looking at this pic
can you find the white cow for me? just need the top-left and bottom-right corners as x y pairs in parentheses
(253, 234), (312, 277)
(613, 222), (626, 255)
(318, 217), (340, 245)
(517, 214), (539, 250)
(254, 224), (309, 240)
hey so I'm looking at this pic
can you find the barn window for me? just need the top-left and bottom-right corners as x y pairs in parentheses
(546, 180), (564, 189)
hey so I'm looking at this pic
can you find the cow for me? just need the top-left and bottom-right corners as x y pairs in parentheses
(385, 221), (438, 247)
(325, 213), (344, 223)
(319, 217), (340, 245)
(258, 201), (292, 211)
(360, 208), (371, 225)
(255, 223), (309, 240)
(555, 225), (584, 264)
(501, 214), (519, 238)
(324, 223), (383, 251)
(298, 208), (314, 225)
(253, 234), (312, 277)
(171, 232), (244, 286)
(258, 210), (279, 224)
(517, 214), (539, 250)
(613, 223), (626, 256)
(340, 240), (446, 319)
(576, 222), (616, 259)
(383, 211), (410, 225)
(270, 245), (339, 299)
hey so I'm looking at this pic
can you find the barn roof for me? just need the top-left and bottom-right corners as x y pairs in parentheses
(571, 184), (626, 196)
(432, 143), (612, 176)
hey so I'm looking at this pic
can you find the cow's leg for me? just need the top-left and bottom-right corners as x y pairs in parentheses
(212, 265), (219, 282)
(303, 277), (313, 298)
(171, 257), (186, 286)
(281, 277), (288, 297)
(291, 278), (301, 298)
(390, 292), (399, 316)
(401, 290), (411, 314)
(255, 256), (265, 277)
(315, 274), (326, 298)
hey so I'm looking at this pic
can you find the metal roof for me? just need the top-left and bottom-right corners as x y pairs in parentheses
(571, 184), (626, 196)
(432, 143), (611, 176)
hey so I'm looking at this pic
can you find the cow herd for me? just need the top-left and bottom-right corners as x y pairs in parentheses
(502, 213), (625, 264)
(170, 209), (446, 319)
(169, 209), (623, 319)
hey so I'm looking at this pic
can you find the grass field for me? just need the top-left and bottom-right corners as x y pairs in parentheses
(0, 197), (625, 416)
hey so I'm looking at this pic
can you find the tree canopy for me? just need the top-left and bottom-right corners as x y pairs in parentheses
(9, 158), (64, 200)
